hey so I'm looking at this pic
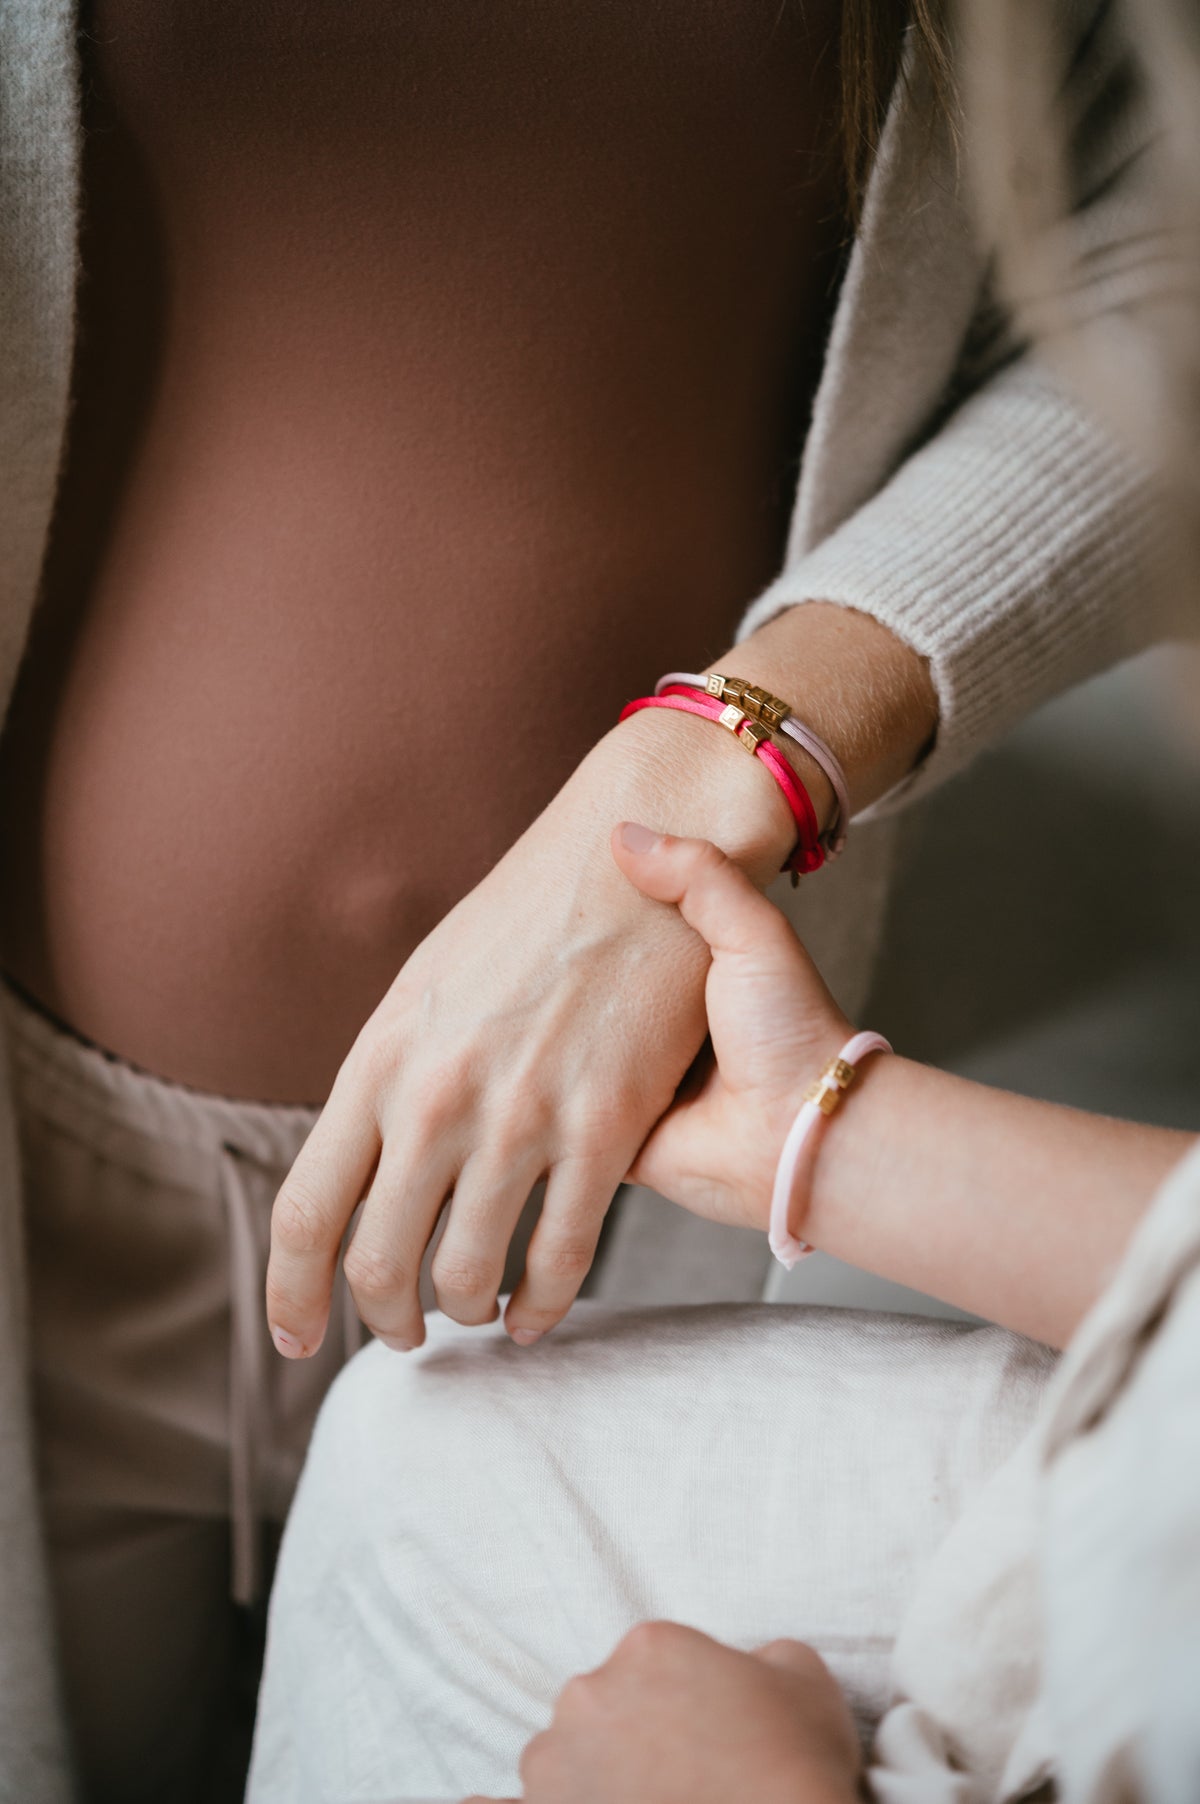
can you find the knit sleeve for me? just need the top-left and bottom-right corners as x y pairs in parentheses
(738, 0), (1196, 818)
(736, 352), (1178, 814)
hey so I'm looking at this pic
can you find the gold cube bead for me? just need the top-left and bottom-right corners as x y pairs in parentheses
(737, 720), (771, 753)
(802, 1057), (859, 1116)
(717, 703), (763, 754)
(705, 675), (793, 727)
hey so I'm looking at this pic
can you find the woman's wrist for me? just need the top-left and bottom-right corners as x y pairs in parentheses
(591, 704), (799, 885)
(693, 664), (839, 834)
(726, 600), (939, 816)
(599, 597), (938, 885)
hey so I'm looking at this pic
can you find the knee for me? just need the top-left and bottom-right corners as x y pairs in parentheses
(296, 1321), (515, 1542)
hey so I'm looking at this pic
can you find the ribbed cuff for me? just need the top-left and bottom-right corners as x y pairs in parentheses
(738, 358), (1168, 817)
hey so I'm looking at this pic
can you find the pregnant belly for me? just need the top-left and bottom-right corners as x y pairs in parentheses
(0, 431), (782, 1102)
(0, 0), (840, 1102)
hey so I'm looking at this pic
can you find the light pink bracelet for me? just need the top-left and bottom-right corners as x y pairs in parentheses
(655, 671), (851, 859)
(768, 1030), (892, 1268)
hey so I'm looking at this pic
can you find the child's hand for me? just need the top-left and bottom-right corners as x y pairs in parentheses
(610, 822), (851, 1232)
(463, 1624), (861, 1804)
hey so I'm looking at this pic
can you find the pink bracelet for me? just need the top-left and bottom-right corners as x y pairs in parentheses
(618, 691), (825, 877)
(768, 1030), (892, 1268)
(656, 672), (851, 859)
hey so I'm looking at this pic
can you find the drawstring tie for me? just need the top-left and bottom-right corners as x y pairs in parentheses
(221, 1142), (271, 1607)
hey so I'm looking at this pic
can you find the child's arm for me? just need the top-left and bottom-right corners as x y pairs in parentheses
(612, 823), (1193, 1350)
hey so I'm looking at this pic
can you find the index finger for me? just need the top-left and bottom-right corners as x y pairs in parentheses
(266, 1077), (381, 1358)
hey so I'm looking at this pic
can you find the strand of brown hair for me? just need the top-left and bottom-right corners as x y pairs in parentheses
(841, 0), (957, 220)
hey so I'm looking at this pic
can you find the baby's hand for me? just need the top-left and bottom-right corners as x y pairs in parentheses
(610, 822), (851, 1232)
(463, 1625), (861, 1804)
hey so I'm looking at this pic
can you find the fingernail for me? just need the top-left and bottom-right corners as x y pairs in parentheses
(619, 821), (661, 853)
(380, 1334), (414, 1353)
(510, 1327), (542, 1346)
(271, 1326), (304, 1358)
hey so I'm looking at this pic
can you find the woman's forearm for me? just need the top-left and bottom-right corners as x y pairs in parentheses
(805, 1056), (1193, 1347)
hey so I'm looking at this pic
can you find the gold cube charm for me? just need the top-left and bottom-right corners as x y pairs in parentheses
(803, 1056), (859, 1116)
(718, 703), (762, 754)
(737, 720), (771, 753)
(703, 674), (792, 728)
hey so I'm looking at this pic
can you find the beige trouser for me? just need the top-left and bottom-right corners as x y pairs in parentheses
(4, 983), (363, 1804)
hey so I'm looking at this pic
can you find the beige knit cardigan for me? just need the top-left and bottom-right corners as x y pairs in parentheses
(0, 3), (1181, 1797)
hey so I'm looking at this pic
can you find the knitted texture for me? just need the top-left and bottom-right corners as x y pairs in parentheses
(740, 356), (1171, 815)
(0, 4), (80, 1797)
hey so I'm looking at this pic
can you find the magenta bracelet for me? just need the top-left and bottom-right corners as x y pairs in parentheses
(655, 672), (851, 859)
(619, 690), (825, 876)
(768, 1031), (892, 1268)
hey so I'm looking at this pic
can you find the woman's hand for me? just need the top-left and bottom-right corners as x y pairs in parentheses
(463, 1622), (862, 1804)
(611, 823), (851, 1231)
(265, 710), (802, 1356)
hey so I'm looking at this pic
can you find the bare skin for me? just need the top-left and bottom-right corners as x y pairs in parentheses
(0, 0), (848, 1104)
(264, 604), (937, 1357)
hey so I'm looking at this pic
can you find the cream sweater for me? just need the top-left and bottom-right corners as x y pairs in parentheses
(0, 5), (1184, 1797)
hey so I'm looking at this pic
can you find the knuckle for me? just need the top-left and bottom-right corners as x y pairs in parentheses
(478, 1123), (537, 1177)
(565, 1093), (640, 1152)
(554, 1672), (597, 1720)
(431, 1249), (500, 1305)
(348, 1023), (403, 1097)
(619, 1619), (680, 1663)
(518, 1730), (555, 1784)
(531, 1233), (596, 1286)
(343, 1238), (413, 1303)
(760, 1638), (829, 1684)
(408, 1061), (469, 1133)
(272, 1180), (334, 1258)
(762, 1635), (818, 1665)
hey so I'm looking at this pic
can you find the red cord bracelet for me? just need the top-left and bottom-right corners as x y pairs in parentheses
(618, 691), (825, 878)
(655, 671), (851, 860)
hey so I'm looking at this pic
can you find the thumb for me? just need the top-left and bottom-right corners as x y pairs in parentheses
(611, 823), (796, 962)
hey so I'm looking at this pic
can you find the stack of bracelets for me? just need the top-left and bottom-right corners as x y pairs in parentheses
(618, 670), (851, 881)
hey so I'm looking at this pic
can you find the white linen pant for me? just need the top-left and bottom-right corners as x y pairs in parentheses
(4, 983), (363, 1804)
(248, 1302), (1056, 1804)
